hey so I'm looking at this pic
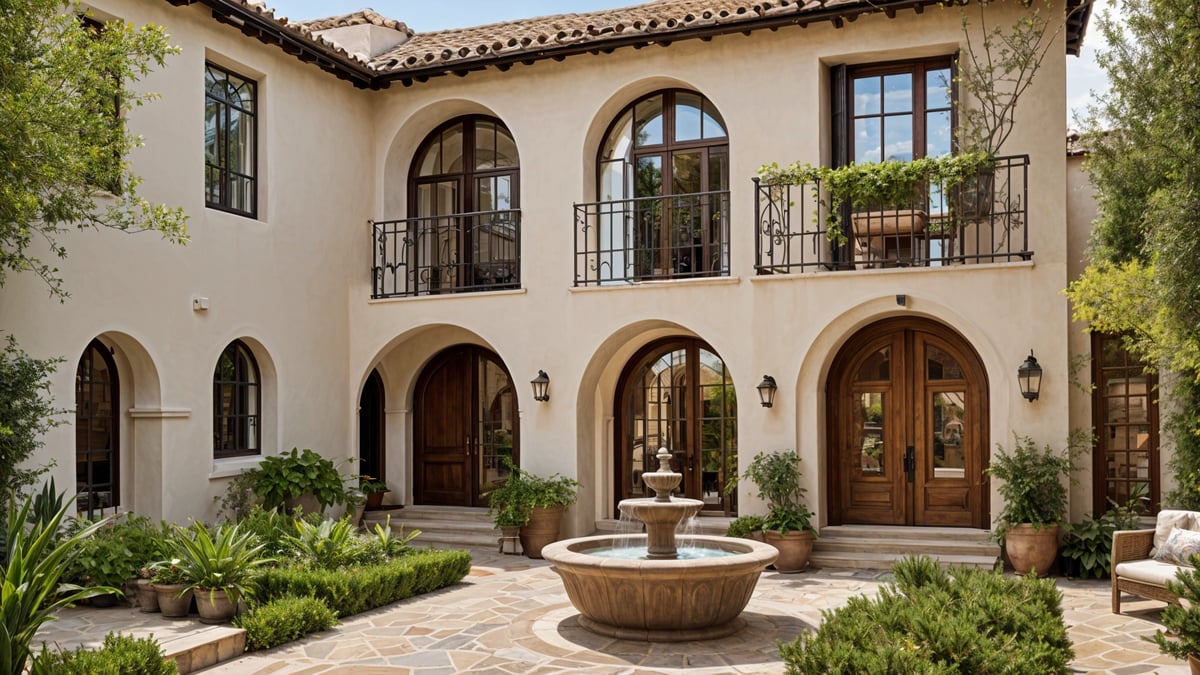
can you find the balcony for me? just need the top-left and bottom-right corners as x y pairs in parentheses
(755, 155), (1030, 273)
(574, 190), (731, 286)
(372, 210), (520, 299)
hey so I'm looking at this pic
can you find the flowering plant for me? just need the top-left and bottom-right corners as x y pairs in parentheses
(149, 559), (188, 585)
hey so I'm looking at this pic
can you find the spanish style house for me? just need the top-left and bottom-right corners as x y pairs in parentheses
(7, 0), (1154, 545)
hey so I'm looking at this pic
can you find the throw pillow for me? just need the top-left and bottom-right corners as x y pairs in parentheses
(1152, 510), (1196, 556)
(1154, 527), (1200, 567)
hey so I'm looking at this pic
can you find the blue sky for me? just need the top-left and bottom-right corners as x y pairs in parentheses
(265, 0), (1115, 124)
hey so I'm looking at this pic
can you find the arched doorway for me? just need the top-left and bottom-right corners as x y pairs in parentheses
(413, 345), (517, 506)
(359, 369), (385, 482)
(76, 339), (119, 518)
(615, 338), (737, 515)
(827, 317), (989, 527)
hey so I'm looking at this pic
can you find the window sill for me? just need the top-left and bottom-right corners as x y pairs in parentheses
(210, 455), (264, 479)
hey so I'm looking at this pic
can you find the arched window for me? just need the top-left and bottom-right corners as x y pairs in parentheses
(76, 339), (119, 517)
(583, 90), (729, 284)
(406, 115), (520, 295)
(213, 340), (260, 458)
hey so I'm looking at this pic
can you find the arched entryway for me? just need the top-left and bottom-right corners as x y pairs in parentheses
(615, 338), (737, 515)
(413, 345), (517, 506)
(827, 317), (989, 527)
(76, 338), (119, 518)
(358, 369), (385, 482)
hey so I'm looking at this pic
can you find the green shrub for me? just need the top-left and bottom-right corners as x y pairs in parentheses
(254, 549), (471, 617)
(234, 595), (337, 651)
(780, 555), (1074, 674)
(283, 517), (366, 570)
(30, 632), (176, 675)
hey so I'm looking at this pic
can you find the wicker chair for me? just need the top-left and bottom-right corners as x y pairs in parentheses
(1111, 528), (1182, 614)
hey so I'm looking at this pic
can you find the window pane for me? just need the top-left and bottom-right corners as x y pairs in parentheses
(675, 92), (703, 141)
(927, 67), (952, 110)
(474, 120), (496, 170)
(932, 391), (966, 473)
(634, 95), (664, 147)
(883, 73), (913, 113)
(441, 124), (464, 174)
(856, 392), (885, 474)
(855, 117), (881, 163)
(672, 151), (702, 195)
(883, 113), (912, 161)
(702, 103), (727, 139)
(856, 346), (890, 382)
(417, 137), (442, 176)
(635, 156), (662, 197)
(927, 110), (952, 158)
(602, 111), (633, 162)
(495, 126), (518, 168)
(708, 147), (728, 192)
(854, 76), (881, 116)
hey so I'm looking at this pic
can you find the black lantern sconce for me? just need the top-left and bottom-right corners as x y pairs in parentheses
(531, 370), (550, 402)
(757, 375), (778, 408)
(1018, 352), (1042, 402)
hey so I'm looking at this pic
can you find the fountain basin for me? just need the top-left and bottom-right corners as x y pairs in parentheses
(542, 534), (778, 642)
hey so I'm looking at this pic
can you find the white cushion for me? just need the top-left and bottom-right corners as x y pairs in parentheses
(1115, 559), (1189, 587)
(1152, 510), (1198, 555)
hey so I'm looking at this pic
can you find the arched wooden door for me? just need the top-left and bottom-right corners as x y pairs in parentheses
(76, 339), (119, 518)
(827, 318), (989, 527)
(358, 369), (385, 483)
(615, 338), (737, 515)
(414, 346), (517, 506)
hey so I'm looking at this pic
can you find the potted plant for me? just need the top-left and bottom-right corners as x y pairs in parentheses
(1152, 555), (1200, 674)
(358, 475), (389, 510)
(726, 514), (766, 542)
(149, 559), (192, 618)
(486, 457), (579, 559)
(251, 447), (351, 515)
(165, 521), (273, 623)
(984, 434), (1075, 577)
(133, 566), (159, 613)
(742, 450), (817, 573)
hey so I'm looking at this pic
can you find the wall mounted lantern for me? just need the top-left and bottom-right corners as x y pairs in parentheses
(1018, 352), (1042, 402)
(757, 375), (778, 408)
(531, 370), (550, 402)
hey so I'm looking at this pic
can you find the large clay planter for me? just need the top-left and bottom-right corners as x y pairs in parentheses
(194, 588), (237, 624)
(1004, 523), (1059, 577)
(365, 490), (387, 510)
(154, 583), (194, 618)
(763, 530), (815, 573)
(519, 505), (563, 559)
(282, 493), (322, 516)
(134, 579), (160, 613)
(1189, 652), (1200, 675)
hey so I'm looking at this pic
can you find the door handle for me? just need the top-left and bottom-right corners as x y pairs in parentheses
(904, 445), (915, 484)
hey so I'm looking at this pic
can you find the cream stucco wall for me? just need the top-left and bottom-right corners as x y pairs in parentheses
(0, 0), (1101, 535)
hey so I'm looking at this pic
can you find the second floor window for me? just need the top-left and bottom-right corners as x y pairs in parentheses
(205, 63), (257, 217)
(846, 59), (953, 164)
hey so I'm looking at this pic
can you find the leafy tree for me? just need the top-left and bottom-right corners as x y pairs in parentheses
(0, 337), (63, 498)
(0, 0), (187, 300)
(1065, 0), (1200, 505)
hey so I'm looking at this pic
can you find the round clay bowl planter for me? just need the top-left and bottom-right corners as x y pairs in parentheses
(135, 579), (160, 613)
(1004, 523), (1059, 577)
(195, 588), (237, 624)
(154, 584), (194, 618)
(763, 530), (815, 573)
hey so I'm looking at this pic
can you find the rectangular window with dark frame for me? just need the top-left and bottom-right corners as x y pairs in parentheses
(81, 16), (123, 194)
(205, 63), (257, 217)
(1092, 332), (1158, 515)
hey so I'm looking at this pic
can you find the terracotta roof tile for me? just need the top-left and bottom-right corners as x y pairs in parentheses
(296, 8), (412, 35)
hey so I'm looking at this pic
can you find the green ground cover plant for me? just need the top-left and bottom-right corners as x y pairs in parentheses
(234, 595), (338, 651)
(780, 555), (1073, 674)
(29, 632), (176, 675)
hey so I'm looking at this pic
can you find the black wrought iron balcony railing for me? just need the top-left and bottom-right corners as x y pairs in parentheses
(371, 210), (520, 299)
(754, 154), (1031, 274)
(574, 190), (731, 286)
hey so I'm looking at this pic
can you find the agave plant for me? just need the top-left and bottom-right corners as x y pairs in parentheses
(1, 486), (115, 675)
(165, 521), (273, 606)
(282, 517), (365, 570)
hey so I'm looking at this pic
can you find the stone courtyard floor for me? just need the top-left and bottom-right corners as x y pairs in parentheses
(36, 546), (1189, 674)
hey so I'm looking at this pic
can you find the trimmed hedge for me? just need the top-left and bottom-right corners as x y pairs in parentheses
(781, 556), (1074, 674)
(234, 595), (338, 651)
(253, 549), (471, 617)
(30, 632), (177, 674)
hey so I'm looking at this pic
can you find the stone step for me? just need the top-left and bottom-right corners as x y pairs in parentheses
(809, 550), (1000, 571)
(369, 505), (495, 524)
(819, 524), (996, 543)
(160, 624), (245, 674)
(365, 506), (501, 550)
(812, 525), (1000, 571)
(815, 536), (998, 557)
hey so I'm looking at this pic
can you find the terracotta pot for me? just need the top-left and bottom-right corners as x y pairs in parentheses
(365, 490), (386, 510)
(1189, 652), (1200, 675)
(134, 579), (159, 613)
(194, 588), (237, 624)
(763, 530), (815, 573)
(154, 583), (194, 618)
(519, 505), (563, 559)
(1004, 523), (1059, 577)
(282, 493), (322, 516)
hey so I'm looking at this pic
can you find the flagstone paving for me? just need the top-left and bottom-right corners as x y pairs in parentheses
(36, 547), (1190, 674)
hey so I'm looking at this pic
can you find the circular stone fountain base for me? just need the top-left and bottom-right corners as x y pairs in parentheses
(542, 534), (778, 642)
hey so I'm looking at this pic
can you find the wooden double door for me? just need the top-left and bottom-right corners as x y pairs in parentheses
(413, 345), (517, 506)
(828, 318), (988, 528)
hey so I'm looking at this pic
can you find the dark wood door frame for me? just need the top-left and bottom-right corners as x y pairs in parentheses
(827, 317), (989, 528)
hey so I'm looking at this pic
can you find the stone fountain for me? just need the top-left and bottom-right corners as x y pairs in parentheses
(541, 448), (778, 642)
